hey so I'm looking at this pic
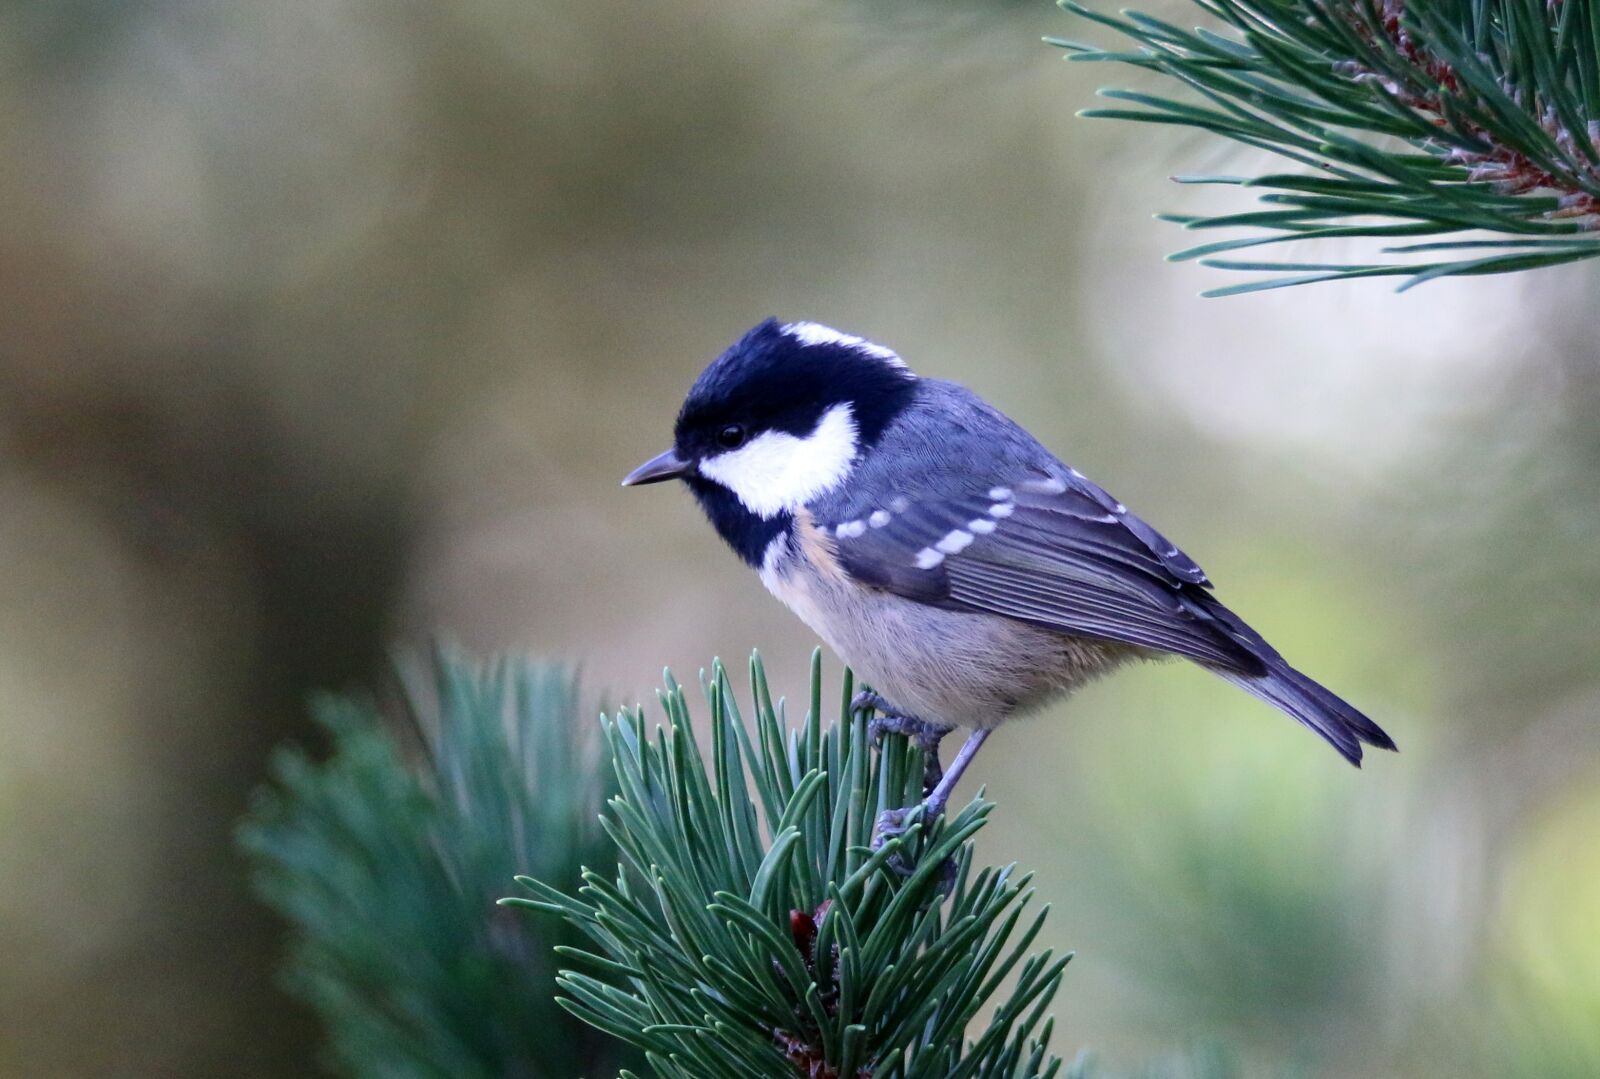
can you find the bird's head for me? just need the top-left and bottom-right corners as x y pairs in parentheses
(623, 318), (918, 562)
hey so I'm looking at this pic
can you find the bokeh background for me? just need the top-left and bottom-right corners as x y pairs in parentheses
(2, 0), (1597, 1075)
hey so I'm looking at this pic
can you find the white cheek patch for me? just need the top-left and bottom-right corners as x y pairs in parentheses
(699, 403), (860, 518)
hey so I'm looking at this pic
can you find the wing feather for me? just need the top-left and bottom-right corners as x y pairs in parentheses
(826, 473), (1262, 674)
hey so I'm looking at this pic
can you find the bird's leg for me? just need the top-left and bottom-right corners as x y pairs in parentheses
(872, 728), (992, 879)
(921, 728), (989, 820)
(850, 690), (951, 792)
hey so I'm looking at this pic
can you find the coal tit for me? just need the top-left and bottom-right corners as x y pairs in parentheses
(624, 319), (1396, 827)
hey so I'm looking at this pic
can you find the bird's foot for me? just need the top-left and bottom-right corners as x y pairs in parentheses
(871, 803), (956, 892)
(868, 728), (992, 887)
(850, 691), (950, 794)
(872, 805), (915, 847)
(871, 805), (918, 877)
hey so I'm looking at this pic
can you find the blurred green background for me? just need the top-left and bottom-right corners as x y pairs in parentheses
(1, 0), (1596, 1075)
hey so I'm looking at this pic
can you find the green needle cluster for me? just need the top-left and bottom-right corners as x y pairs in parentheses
(1055, 0), (1600, 292)
(505, 650), (1069, 1079)
(239, 648), (633, 1079)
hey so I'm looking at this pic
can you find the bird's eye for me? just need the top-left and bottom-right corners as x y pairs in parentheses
(715, 424), (748, 450)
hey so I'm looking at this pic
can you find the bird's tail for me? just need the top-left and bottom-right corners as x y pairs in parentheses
(1216, 657), (1397, 767)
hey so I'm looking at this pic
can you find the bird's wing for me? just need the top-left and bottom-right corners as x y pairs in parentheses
(824, 472), (1266, 674)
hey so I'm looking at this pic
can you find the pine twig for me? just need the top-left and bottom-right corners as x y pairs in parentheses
(504, 650), (1070, 1079)
(1054, 0), (1600, 292)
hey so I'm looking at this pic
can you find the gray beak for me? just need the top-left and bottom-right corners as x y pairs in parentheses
(621, 448), (691, 487)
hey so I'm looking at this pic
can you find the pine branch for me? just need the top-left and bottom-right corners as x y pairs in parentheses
(238, 646), (637, 1078)
(504, 650), (1070, 1079)
(1053, 0), (1600, 292)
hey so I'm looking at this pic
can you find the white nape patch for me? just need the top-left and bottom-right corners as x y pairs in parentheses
(914, 547), (945, 569)
(988, 502), (1015, 518)
(988, 486), (1013, 501)
(781, 321), (908, 370)
(835, 520), (867, 539)
(700, 403), (860, 519)
(968, 518), (996, 534)
(936, 529), (974, 554)
(868, 510), (891, 528)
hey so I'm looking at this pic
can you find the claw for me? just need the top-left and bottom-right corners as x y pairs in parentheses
(871, 805), (956, 892)
(873, 806), (913, 844)
(867, 714), (949, 751)
(871, 806), (918, 877)
(850, 690), (951, 795)
(850, 688), (887, 716)
(851, 690), (905, 740)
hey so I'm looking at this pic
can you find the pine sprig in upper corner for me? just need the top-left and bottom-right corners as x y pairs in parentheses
(1053, 0), (1600, 293)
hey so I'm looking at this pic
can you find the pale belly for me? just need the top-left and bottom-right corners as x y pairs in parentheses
(760, 551), (1140, 729)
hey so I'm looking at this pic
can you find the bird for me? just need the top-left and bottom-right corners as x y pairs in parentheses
(623, 318), (1396, 839)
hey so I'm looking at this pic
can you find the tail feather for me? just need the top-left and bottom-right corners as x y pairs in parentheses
(1194, 594), (1397, 766)
(1216, 659), (1396, 766)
